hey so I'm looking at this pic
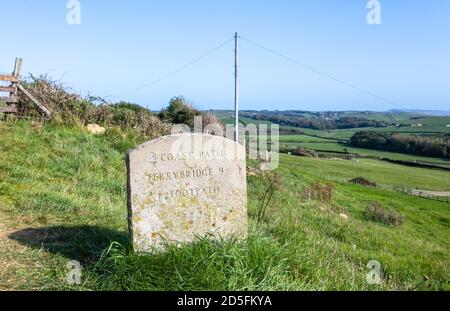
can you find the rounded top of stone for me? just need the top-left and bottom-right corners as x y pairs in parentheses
(127, 133), (244, 156)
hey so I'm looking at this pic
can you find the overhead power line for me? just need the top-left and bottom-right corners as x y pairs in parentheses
(240, 36), (395, 106)
(106, 34), (396, 107)
(107, 37), (234, 99)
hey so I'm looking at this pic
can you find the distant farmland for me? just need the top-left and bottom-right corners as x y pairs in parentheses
(216, 110), (450, 168)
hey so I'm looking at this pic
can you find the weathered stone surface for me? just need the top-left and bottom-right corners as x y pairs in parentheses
(127, 133), (247, 252)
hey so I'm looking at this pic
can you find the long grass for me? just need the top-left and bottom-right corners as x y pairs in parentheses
(0, 121), (449, 291)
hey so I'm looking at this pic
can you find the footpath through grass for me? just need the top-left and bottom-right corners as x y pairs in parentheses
(0, 121), (449, 290)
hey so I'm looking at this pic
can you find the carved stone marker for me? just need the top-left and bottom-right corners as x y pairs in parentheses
(127, 133), (247, 252)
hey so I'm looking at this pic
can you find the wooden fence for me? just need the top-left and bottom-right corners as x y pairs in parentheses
(317, 176), (450, 204)
(394, 186), (450, 203)
(0, 58), (51, 117)
(0, 58), (22, 113)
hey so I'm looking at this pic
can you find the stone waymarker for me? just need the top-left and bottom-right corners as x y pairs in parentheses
(127, 133), (247, 252)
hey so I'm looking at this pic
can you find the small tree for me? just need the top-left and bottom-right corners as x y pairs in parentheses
(258, 172), (283, 224)
(159, 96), (200, 128)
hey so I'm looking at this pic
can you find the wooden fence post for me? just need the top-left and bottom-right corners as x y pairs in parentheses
(13, 58), (23, 77)
(10, 57), (22, 101)
(1, 58), (51, 117)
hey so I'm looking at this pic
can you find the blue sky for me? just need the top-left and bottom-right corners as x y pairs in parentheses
(1, 0), (449, 111)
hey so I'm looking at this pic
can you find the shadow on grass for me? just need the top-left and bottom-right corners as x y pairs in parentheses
(8, 225), (130, 264)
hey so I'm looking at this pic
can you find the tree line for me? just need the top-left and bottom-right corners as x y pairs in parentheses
(350, 131), (450, 158)
(241, 112), (386, 130)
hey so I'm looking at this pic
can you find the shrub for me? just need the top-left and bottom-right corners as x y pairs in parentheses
(349, 177), (377, 187)
(16, 76), (222, 141)
(365, 202), (404, 226)
(301, 181), (336, 204)
(16, 75), (170, 139)
(93, 104), (171, 139)
(18, 74), (96, 121)
(291, 147), (318, 157)
(159, 96), (200, 128)
(159, 97), (224, 133)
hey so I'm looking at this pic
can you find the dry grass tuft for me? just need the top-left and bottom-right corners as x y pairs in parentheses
(301, 180), (336, 205)
(365, 202), (405, 226)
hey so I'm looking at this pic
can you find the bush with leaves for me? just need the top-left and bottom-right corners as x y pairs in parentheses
(159, 96), (224, 133)
(16, 75), (170, 139)
(17, 74), (95, 122)
(159, 96), (200, 128)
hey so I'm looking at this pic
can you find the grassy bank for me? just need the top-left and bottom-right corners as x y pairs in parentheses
(0, 121), (449, 290)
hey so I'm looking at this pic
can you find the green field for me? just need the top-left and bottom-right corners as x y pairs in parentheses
(280, 141), (450, 168)
(340, 112), (413, 123)
(284, 155), (450, 190)
(241, 111), (450, 168)
(289, 125), (450, 140)
(1, 121), (449, 290)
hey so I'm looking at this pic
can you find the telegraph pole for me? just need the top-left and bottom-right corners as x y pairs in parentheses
(234, 32), (239, 142)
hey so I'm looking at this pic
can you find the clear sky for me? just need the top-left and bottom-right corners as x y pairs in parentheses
(1, 0), (449, 111)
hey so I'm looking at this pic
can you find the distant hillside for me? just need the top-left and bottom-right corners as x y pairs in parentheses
(389, 109), (450, 117)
